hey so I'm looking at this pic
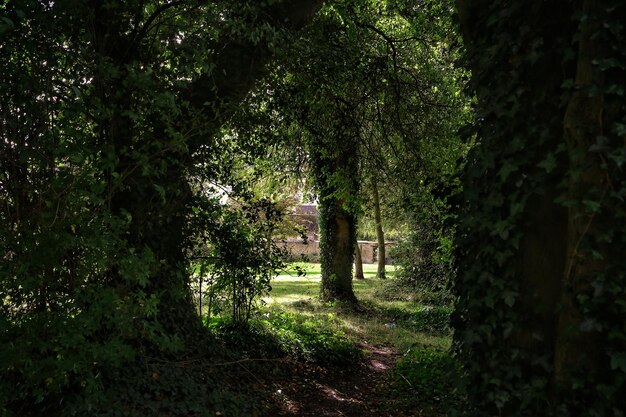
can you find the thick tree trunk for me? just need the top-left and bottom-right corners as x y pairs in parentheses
(371, 179), (386, 279)
(90, 1), (326, 342)
(92, 3), (201, 341)
(319, 197), (358, 302)
(556, 0), (607, 393)
(354, 237), (364, 280)
(456, 0), (626, 414)
(454, 0), (578, 414)
(313, 132), (359, 303)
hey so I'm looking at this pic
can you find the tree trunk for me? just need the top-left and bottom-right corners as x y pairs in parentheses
(313, 131), (359, 303)
(372, 179), (386, 279)
(318, 197), (358, 302)
(455, 0), (626, 414)
(556, 0), (608, 395)
(354, 237), (364, 280)
(454, 0), (576, 414)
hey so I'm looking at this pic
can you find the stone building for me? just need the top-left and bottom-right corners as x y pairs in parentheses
(279, 204), (393, 264)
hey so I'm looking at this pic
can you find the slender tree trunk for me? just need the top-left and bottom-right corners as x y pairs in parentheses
(354, 238), (364, 280)
(372, 179), (386, 279)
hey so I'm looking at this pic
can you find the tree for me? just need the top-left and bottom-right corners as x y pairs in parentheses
(454, 0), (626, 415)
(0, 1), (323, 414)
(371, 178), (387, 279)
(354, 236), (365, 280)
(259, 0), (467, 303)
(313, 132), (360, 302)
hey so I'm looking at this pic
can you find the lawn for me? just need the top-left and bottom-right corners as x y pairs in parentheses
(263, 262), (451, 353)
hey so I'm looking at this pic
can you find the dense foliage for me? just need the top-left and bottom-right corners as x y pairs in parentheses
(3, 0), (625, 415)
(0, 1), (320, 415)
(454, 0), (626, 415)
(242, 0), (470, 302)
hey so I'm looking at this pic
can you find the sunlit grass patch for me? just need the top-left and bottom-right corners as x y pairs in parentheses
(259, 262), (460, 415)
(263, 263), (450, 353)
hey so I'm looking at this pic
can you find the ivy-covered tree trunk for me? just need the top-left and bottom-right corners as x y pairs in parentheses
(371, 179), (386, 279)
(313, 136), (359, 303)
(455, 0), (626, 415)
(318, 196), (358, 302)
(92, 2), (202, 343)
(556, 0), (620, 398)
(88, 1), (326, 343)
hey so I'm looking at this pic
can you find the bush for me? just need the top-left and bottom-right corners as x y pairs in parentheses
(387, 221), (456, 308)
(190, 197), (289, 327)
(406, 306), (452, 334)
(374, 277), (453, 307)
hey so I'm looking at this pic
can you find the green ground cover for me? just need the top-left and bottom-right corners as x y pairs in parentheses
(196, 262), (462, 415)
(263, 263), (450, 352)
(257, 262), (461, 415)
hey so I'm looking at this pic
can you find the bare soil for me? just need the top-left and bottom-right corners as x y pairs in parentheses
(265, 343), (403, 417)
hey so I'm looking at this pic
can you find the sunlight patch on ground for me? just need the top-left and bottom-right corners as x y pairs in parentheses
(265, 263), (451, 353)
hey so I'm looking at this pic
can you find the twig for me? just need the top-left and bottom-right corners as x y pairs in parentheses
(399, 373), (413, 388)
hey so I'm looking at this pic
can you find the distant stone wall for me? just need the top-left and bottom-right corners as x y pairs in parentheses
(357, 240), (394, 265)
(279, 240), (321, 263)
(279, 239), (394, 264)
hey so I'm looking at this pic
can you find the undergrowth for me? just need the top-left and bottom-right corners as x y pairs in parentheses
(392, 348), (465, 416)
(206, 308), (362, 367)
(199, 264), (463, 416)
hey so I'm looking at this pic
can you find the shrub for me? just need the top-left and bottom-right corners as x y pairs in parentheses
(390, 226), (454, 295)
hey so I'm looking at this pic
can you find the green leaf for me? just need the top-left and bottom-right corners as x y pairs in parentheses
(537, 153), (556, 173)
(153, 184), (166, 204)
(610, 353), (626, 373)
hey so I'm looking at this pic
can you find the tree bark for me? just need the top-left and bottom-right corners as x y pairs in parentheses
(372, 179), (386, 279)
(354, 237), (364, 280)
(556, 0), (607, 393)
(318, 197), (358, 302)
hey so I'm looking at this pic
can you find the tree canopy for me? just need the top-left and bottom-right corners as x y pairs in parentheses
(1, 0), (625, 416)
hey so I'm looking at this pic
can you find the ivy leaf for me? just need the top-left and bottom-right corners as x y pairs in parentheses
(537, 153), (556, 173)
(589, 136), (611, 152)
(583, 199), (601, 212)
(0, 17), (15, 34)
(153, 184), (166, 204)
(498, 160), (517, 181)
(502, 290), (518, 307)
(610, 353), (626, 373)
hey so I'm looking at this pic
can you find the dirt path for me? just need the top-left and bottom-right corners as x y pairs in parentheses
(269, 343), (401, 417)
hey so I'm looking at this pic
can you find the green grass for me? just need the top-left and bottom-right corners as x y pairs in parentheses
(260, 262), (459, 414)
(262, 262), (451, 353)
(192, 258), (462, 414)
